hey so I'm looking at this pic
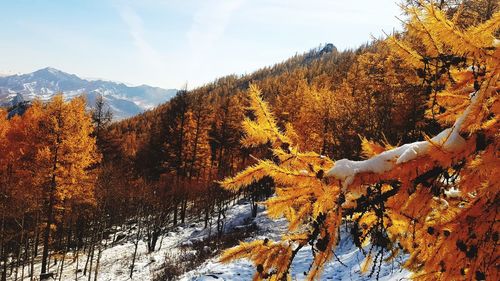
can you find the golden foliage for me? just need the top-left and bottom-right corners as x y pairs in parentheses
(360, 137), (386, 158)
(241, 84), (291, 148)
(220, 4), (499, 280)
(0, 95), (100, 212)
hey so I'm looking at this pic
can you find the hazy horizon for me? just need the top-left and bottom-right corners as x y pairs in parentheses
(0, 0), (403, 89)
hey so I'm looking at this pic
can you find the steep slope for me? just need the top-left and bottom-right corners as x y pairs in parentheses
(14, 200), (409, 281)
(0, 67), (177, 119)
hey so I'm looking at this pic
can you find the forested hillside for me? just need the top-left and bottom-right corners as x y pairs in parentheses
(0, 0), (498, 280)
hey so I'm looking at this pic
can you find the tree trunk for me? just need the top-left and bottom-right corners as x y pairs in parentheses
(204, 203), (210, 229)
(74, 247), (79, 281)
(1, 212), (6, 281)
(84, 228), (95, 277)
(93, 219), (106, 281)
(21, 231), (28, 280)
(58, 248), (66, 281)
(130, 209), (142, 278)
(173, 199), (178, 226)
(87, 233), (95, 281)
(57, 216), (72, 281)
(30, 212), (40, 281)
(180, 194), (188, 224)
(41, 143), (59, 275)
(14, 214), (25, 281)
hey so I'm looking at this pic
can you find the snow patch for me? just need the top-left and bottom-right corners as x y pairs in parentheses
(181, 206), (410, 281)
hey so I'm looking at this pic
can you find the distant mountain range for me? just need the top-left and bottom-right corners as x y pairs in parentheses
(0, 67), (177, 119)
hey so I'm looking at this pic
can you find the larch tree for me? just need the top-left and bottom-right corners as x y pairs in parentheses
(91, 94), (113, 151)
(0, 104), (47, 281)
(0, 109), (11, 281)
(0, 109), (10, 198)
(293, 86), (337, 155)
(209, 91), (245, 180)
(342, 44), (427, 143)
(220, 5), (499, 281)
(0, 110), (8, 162)
(5, 103), (45, 208)
(33, 95), (100, 275)
(185, 90), (213, 182)
(162, 89), (191, 225)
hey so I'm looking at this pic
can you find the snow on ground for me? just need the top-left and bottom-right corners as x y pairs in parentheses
(181, 202), (411, 281)
(17, 200), (262, 281)
(20, 223), (197, 281)
(18, 200), (411, 281)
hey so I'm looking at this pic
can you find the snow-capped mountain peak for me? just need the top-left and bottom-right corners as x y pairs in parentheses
(0, 67), (177, 120)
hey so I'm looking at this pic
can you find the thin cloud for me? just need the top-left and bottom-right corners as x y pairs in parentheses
(118, 5), (161, 66)
(1, 0), (403, 88)
(117, 3), (170, 85)
(186, 0), (246, 73)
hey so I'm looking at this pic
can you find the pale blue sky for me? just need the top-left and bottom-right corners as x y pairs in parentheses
(0, 0), (403, 89)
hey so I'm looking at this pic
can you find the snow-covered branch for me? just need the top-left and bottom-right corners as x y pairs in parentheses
(326, 89), (483, 189)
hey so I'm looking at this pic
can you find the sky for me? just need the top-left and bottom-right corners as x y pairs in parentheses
(0, 0), (403, 89)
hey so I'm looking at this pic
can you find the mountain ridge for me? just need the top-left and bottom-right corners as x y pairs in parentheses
(0, 67), (177, 120)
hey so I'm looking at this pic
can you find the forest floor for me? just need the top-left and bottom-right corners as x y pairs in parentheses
(180, 202), (411, 281)
(16, 200), (411, 281)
